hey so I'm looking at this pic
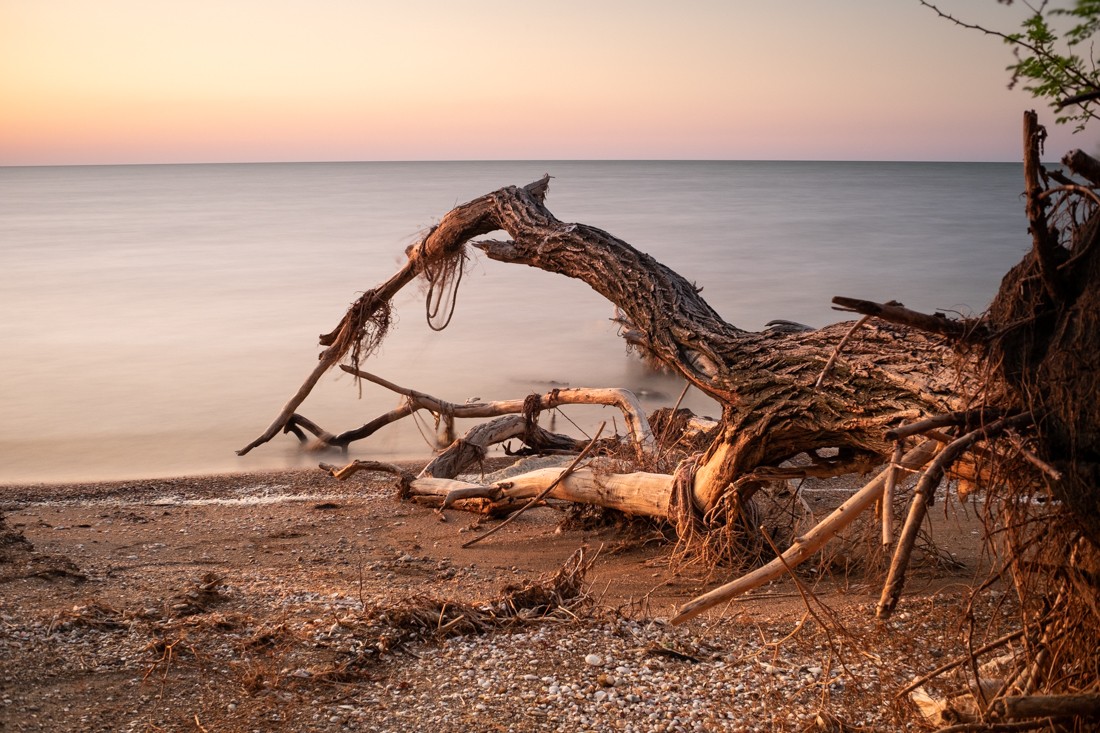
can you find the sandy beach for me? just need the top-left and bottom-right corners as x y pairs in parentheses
(0, 462), (1011, 732)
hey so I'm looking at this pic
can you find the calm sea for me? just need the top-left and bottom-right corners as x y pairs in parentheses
(0, 161), (1028, 484)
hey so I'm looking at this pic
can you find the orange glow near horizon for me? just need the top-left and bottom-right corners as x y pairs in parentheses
(1, 1), (1095, 165)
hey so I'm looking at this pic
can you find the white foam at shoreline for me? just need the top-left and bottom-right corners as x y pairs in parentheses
(21, 493), (353, 509)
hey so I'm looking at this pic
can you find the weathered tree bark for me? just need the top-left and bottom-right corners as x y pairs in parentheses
(424, 180), (963, 519)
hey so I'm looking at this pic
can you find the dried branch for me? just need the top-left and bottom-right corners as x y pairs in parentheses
(671, 439), (940, 625)
(876, 412), (1034, 619)
(831, 296), (986, 342)
(237, 177), (551, 456)
(1062, 148), (1100, 186)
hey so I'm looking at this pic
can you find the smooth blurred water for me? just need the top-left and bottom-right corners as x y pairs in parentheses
(0, 161), (1028, 484)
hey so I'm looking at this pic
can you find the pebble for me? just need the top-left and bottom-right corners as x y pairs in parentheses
(584, 653), (604, 666)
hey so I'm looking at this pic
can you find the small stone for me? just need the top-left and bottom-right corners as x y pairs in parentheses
(585, 653), (603, 666)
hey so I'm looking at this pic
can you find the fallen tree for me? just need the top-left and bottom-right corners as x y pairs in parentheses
(239, 175), (964, 535)
(242, 112), (1100, 713)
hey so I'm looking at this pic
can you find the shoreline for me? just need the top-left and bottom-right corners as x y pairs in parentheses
(0, 462), (438, 501)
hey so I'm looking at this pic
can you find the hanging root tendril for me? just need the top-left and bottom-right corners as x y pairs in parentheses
(418, 230), (469, 332)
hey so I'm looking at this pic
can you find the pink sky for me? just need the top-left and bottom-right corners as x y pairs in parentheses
(2, 1), (1096, 165)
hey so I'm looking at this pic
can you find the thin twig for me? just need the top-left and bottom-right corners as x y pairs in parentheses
(814, 315), (871, 390)
(462, 422), (606, 548)
(1006, 432), (1063, 481)
(896, 629), (1025, 698)
(882, 440), (905, 548)
(757, 525), (854, 679)
(655, 381), (692, 460)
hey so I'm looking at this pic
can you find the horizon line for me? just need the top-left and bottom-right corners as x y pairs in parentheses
(1, 157), (1031, 170)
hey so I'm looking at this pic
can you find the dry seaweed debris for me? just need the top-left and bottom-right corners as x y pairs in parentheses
(49, 600), (137, 632)
(350, 545), (593, 654)
(167, 572), (228, 617)
(0, 513), (85, 584)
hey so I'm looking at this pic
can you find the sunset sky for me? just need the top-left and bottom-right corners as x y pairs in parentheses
(2, 1), (1096, 165)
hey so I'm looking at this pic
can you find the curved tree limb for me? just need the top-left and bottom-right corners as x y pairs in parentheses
(419, 414), (583, 479)
(471, 204), (964, 513)
(340, 366), (654, 456)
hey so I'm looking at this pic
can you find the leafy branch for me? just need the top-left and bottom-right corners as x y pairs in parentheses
(921, 0), (1100, 130)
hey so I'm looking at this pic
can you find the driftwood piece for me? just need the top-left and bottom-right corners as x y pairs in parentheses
(234, 112), (1100, 713)
(422, 415), (539, 479)
(243, 172), (962, 524)
(881, 440), (904, 547)
(671, 439), (940, 624)
(1062, 148), (1100, 186)
(343, 368), (654, 453)
(405, 467), (674, 518)
(876, 412), (1033, 619)
(284, 371), (655, 477)
(323, 372), (655, 478)
(474, 226), (961, 515)
(462, 422), (605, 548)
(831, 296), (986, 342)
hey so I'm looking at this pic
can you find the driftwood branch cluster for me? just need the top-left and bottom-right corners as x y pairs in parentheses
(242, 112), (1100, 726)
